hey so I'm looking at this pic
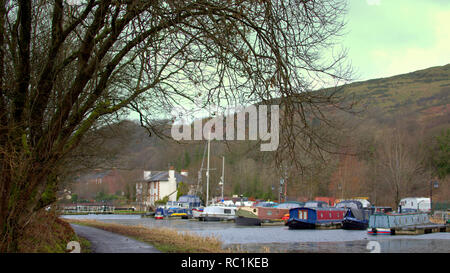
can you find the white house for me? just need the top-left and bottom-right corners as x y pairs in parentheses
(136, 168), (190, 210)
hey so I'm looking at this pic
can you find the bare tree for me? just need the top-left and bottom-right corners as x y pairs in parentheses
(0, 0), (351, 251)
(375, 129), (427, 207)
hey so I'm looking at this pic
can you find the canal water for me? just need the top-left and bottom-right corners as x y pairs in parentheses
(62, 214), (450, 253)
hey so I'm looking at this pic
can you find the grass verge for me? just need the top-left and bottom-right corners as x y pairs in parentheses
(17, 211), (87, 253)
(64, 219), (229, 253)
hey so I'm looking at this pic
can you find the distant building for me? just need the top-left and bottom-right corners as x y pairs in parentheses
(135, 167), (192, 211)
(73, 168), (125, 199)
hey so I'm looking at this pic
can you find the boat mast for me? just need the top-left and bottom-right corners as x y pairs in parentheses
(197, 142), (208, 196)
(220, 156), (224, 201)
(206, 131), (211, 206)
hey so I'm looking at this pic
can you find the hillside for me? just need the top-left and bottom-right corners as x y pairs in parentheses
(69, 64), (450, 207)
(340, 63), (450, 130)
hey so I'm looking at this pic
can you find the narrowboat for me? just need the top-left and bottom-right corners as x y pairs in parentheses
(367, 212), (431, 235)
(336, 200), (371, 230)
(286, 207), (347, 229)
(235, 202), (302, 226)
(198, 205), (237, 221)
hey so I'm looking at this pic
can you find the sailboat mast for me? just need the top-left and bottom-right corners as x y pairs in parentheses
(221, 156), (224, 200)
(206, 131), (211, 206)
(197, 142), (208, 195)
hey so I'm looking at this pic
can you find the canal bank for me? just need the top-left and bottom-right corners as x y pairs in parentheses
(70, 224), (161, 253)
(65, 219), (227, 253)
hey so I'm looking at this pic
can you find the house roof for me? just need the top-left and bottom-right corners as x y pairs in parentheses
(145, 171), (188, 184)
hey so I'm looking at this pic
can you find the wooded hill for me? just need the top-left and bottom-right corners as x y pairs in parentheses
(69, 64), (450, 208)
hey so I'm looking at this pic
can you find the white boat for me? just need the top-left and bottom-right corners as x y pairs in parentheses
(192, 207), (204, 219)
(199, 205), (237, 221)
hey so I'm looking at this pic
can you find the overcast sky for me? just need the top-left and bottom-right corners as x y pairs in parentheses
(342, 0), (450, 82)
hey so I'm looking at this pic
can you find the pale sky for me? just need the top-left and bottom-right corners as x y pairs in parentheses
(343, 0), (450, 81)
(128, 1), (450, 121)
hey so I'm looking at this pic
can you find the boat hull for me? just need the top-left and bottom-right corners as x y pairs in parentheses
(367, 228), (392, 235)
(235, 216), (261, 226)
(342, 217), (368, 230)
(286, 219), (316, 229)
(199, 215), (235, 221)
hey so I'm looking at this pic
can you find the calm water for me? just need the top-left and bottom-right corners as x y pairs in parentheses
(62, 214), (450, 253)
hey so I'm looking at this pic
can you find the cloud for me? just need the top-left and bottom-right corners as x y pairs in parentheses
(367, 0), (381, 5)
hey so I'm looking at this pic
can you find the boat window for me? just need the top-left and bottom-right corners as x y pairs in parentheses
(224, 209), (231, 214)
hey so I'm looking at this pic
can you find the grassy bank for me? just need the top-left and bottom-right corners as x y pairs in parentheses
(17, 211), (91, 253)
(64, 219), (228, 253)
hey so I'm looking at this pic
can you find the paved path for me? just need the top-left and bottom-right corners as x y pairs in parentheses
(71, 224), (161, 253)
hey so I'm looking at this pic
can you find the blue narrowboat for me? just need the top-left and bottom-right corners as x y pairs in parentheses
(286, 207), (347, 229)
(336, 200), (371, 230)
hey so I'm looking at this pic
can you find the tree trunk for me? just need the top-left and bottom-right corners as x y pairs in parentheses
(0, 154), (56, 252)
(0, 215), (22, 252)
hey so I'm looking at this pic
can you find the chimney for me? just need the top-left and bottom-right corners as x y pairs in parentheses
(143, 171), (151, 180)
(180, 169), (188, 177)
(168, 166), (175, 179)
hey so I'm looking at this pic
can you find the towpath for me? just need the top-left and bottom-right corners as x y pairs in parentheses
(70, 224), (161, 253)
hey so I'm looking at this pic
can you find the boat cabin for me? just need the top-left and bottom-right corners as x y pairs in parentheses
(203, 206), (236, 215)
(335, 200), (363, 210)
(289, 207), (347, 224)
(304, 201), (329, 208)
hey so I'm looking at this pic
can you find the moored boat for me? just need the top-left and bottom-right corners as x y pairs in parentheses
(336, 200), (371, 230)
(153, 195), (201, 219)
(286, 206), (347, 229)
(199, 205), (237, 221)
(367, 211), (431, 235)
(235, 201), (303, 226)
(192, 207), (204, 219)
(154, 206), (190, 219)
